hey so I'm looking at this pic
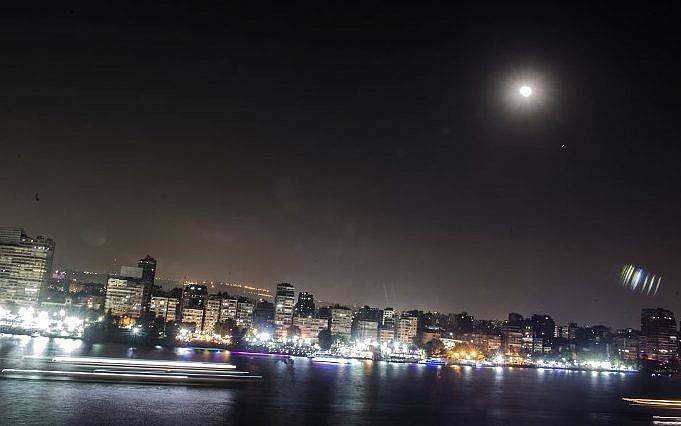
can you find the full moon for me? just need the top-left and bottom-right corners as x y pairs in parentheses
(519, 85), (533, 97)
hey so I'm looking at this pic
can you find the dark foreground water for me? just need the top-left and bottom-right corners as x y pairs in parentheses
(1, 335), (680, 425)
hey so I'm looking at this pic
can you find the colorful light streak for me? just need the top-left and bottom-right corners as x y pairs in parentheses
(619, 264), (662, 296)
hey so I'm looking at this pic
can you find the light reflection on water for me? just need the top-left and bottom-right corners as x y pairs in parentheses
(0, 335), (677, 425)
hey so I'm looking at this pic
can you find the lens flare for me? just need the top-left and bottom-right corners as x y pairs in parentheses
(619, 264), (661, 296)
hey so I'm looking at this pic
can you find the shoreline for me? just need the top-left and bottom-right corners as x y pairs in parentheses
(0, 331), (645, 374)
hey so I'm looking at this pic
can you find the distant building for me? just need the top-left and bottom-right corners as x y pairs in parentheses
(613, 328), (640, 361)
(423, 312), (450, 330)
(357, 305), (382, 322)
(568, 323), (579, 340)
(461, 332), (502, 354)
(274, 283), (295, 338)
(382, 307), (395, 332)
(487, 334), (502, 353)
(203, 295), (222, 331)
(354, 306), (382, 343)
(182, 284), (207, 310)
(181, 308), (204, 330)
(508, 313), (524, 326)
(119, 266), (143, 279)
(180, 284), (207, 329)
(74, 294), (105, 311)
(253, 299), (275, 332)
(396, 315), (418, 345)
(330, 305), (353, 342)
(118, 265), (154, 314)
(531, 314), (555, 341)
(501, 326), (523, 355)
(138, 255), (157, 284)
(378, 325), (395, 343)
(0, 227), (55, 306)
(353, 319), (379, 343)
(104, 277), (145, 318)
(317, 306), (331, 320)
(520, 325), (537, 354)
(581, 325), (612, 357)
(639, 308), (678, 363)
(419, 327), (443, 346)
(68, 281), (106, 296)
(292, 316), (328, 343)
(554, 324), (570, 339)
(382, 307), (394, 324)
(236, 297), (254, 329)
(451, 312), (474, 333)
(220, 296), (238, 322)
(53, 270), (108, 296)
(150, 294), (179, 322)
(294, 292), (315, 317)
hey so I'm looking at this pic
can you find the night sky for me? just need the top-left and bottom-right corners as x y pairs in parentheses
(2, 2), (681, 327)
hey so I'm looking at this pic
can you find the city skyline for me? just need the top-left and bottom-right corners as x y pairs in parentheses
(0, 223), (670, 331)
(3, 3), (681, 329)
(3, 221), (678, 329)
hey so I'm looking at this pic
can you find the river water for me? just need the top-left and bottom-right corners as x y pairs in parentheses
(0, 335), (680, 425)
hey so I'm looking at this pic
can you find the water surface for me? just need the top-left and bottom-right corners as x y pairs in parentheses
(0, 335), (677, 425)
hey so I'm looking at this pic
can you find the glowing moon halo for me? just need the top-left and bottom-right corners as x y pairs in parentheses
(519, 85), (533, 97)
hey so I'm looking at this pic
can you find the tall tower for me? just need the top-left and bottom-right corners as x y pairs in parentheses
(0, 227), (55, 307)
(640, 308), (677, 362)
(274, 283), (295, 338)
(138, 255), (157, 284)
(136, 255), (157, 314)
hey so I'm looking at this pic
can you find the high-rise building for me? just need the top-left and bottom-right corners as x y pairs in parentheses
(640, 308), (678, 363)
(520, 324), (534, 354)
(104, 277), (145, 318)
(613, 328), (640, 361)
(203, 295), (222, 331)
(118, 265), (154, 314)
(353, 318), (379, 343)
(181, 308), (204, 330)
(292, 316), (328, 343)
(274, 283), (295, 338)
(555, 324), (570, 339)
(357, 305), (382, 322)
(180, 283), (207, 329)
(236, 297), (254, 329)
(382, 307), (395, 326)
(531, 314), (555, 341)
(253, 299), (275, 332)
(396, 315), (418, 345)
(137, 255), (157, 284)
(568, 322), (579, 340)
(378, 325), (395, 343)
(330, 305), (353, 342)
(501, 325), (523, 355)
(294, 292), (315, 317)
(220, 296), (238, 322)
(0, 227), (55, 306)
(182, 284), (207, 310)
